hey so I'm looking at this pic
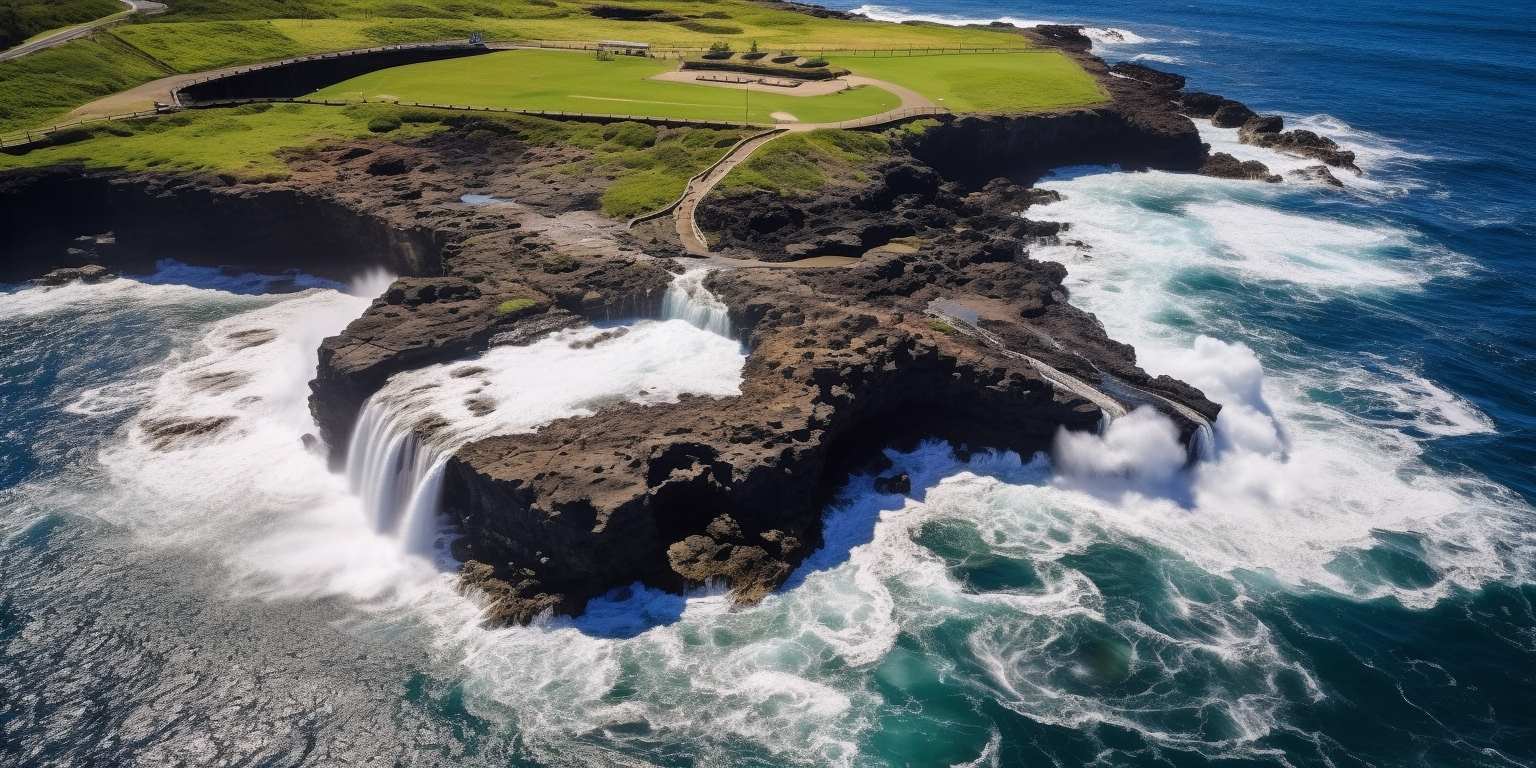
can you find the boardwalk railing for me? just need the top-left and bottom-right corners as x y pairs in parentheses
(626, 128), (786, 228)
(0, 109), (162, 149)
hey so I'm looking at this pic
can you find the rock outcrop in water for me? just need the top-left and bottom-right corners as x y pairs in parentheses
(0, 17), (1237, 626)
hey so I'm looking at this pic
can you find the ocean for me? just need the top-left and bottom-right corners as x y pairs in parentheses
(2, 1), (1534, 766)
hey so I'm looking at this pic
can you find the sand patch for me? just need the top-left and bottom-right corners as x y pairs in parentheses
(770, 111), (799, 123)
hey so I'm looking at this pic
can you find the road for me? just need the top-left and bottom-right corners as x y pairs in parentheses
(0, 0), (166, 63)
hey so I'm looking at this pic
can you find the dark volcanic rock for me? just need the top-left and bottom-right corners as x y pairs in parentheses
(1110, 62), (1186, 92)
(1030, 24), (1093, 51)
(1211, 101), (1259, 128)
(1289, 164), (1346, 187)
(1245, 129), (1360, 172)
(33, 264), (112, 285)
(1201, 152), (1281, 183)
(1242, 114), (1285, 135)
(1179, 91), (1226, 118)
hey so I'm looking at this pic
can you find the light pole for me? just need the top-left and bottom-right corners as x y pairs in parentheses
(744, 79), (750, 124)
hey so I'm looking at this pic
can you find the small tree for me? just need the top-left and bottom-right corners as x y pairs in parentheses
(750, 40), (760, 53)
(709, 40), (732, 53)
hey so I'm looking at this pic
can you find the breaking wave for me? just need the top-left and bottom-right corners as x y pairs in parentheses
(848, 4), (1157, 49)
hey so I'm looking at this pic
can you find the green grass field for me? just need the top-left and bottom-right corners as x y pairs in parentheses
(830, 51), (1107, 112)
(311, 49), (902, 124)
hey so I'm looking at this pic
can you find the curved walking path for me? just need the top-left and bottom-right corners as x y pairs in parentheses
(0, 0), (165, 63)
(674, 129), (786, 254)
(671, 73), (939, 254)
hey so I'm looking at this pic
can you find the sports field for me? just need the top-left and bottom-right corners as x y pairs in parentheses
(829, 51), (1107, 113)
(312, 49), (902, 124)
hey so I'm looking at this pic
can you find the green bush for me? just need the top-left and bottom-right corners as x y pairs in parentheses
(602, 121), (656, 148)
(797, 57), (829, 68)
(367, 115), (401, 133)
(495, 298), (536, 315)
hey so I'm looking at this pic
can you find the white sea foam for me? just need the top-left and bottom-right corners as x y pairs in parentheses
(347, 319), (746, 552)
(1026, 168), (1533, 608)
(1194, 117), (1429, 195)
(1131, 52), (1184, 65)
(847, 4), (1156, 49)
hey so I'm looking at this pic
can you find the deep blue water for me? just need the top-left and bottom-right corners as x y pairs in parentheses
(3, 2), (1535, 766)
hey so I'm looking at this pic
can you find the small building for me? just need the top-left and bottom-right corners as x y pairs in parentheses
(597, 40), (651, 56)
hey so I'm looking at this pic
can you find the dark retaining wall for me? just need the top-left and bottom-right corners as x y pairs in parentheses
(177, 45), (494, 103)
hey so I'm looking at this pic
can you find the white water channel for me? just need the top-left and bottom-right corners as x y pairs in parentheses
(345, 268), (741, 555)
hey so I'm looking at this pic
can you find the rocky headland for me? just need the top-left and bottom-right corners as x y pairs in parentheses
(0, 15), (1359, 626)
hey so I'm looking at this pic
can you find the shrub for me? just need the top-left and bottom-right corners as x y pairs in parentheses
(495, 298), (536, 315)
(797, 57), (828, 68)
(602, 121), (656, 148)
(708, 40), (732, 52)
(741, 51), (767, 60)
(367, 115), (401, 133)
(927, 319), (957, 335)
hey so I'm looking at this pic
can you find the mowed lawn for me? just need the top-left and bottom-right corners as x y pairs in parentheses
(833, 51), (1107, 113)
(312, 50), (901, 124)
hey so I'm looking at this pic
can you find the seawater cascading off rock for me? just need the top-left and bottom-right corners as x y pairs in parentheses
(662, 269), (733, 338)
(341, 291), (748, 555)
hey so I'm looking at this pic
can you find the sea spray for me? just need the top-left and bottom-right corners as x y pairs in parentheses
(1027, 168), (1534, 604)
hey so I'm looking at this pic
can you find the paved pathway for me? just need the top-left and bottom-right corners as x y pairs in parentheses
(0, 0), (165, 63)
(669, 72), (940, 254)
(674, 129), (786, 254)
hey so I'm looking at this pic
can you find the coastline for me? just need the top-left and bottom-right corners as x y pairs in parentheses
(0, 8), (1357, 624)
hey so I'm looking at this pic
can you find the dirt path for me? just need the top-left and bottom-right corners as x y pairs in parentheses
(0, 0), (165, 64)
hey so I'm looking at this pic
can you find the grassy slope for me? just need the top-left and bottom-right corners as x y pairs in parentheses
(830, 51), (1107, 112)
(0, 34), (168, 133)
(718, 128), (889, 195)
(312, 49), (900, 124)
(0, 102), (744, 217)
(0, 0), (123, 49)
